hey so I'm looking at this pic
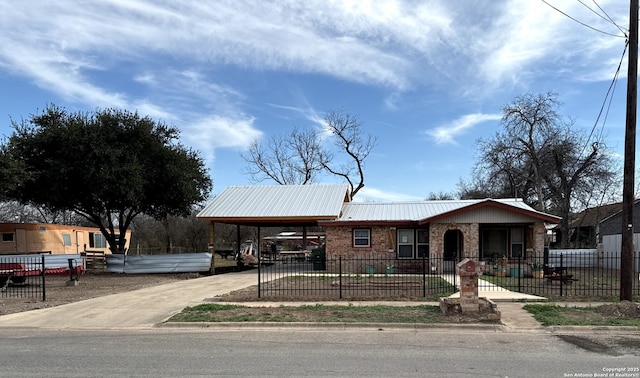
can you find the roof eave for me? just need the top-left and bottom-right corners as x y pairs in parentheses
(318, 220), (419, 227)
(199, 216), (335, 227)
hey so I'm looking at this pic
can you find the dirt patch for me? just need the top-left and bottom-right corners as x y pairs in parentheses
(598, 300), (640, 318)
(438, 297), (501, 322)
(552, 301), (640, 325)
(219, 285), (438, 303)
(0, 271), (203, 316)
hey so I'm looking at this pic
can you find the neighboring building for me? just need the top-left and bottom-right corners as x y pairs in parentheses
(0, 223), (131, 255)
(197, 185), (561, 272)
(598, 200), (640, 239)
(551, 202), (622, 248)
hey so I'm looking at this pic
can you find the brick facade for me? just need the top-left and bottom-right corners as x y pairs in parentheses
(325, 221), (549, 274)
(325, 225), (394, 260)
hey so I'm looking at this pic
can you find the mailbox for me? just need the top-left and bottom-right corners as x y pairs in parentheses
(456, 258), (477, 276)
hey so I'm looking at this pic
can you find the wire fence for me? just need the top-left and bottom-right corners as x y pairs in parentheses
(256, 252), (640, 301)
(0, 255), (46, 301)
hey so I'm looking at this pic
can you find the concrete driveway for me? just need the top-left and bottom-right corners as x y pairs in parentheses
(0, 271), (258, 329)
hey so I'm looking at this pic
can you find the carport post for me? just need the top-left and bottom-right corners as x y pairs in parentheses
(208, 222), (215, 273)
(257, 226), (261, 298)
(302, 227), (307, 250)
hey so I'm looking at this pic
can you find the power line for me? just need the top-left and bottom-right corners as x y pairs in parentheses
(583, 0), (628, 35)
(541, 0), (625, 38)
(585, 41), (628, 148)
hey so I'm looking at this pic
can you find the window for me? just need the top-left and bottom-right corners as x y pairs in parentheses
(511, 228), (524, 258)
(89, 232), (107, 249)
(353, 229), (370, 247)
(2, 233), (14, 242)
(417, 229), (429, 258)
(62, 233), (72, 246)
(397, 229), (414, 258)
(396, 228), (429, 259)
(481, 227), (526, 259)
(481, 228), (508, 259)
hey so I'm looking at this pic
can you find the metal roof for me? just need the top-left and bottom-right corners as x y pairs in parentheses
(338, 201), (471, 222)
(197, 184), (560, 226)
(334, 198), (560, 223)
(196, 184), (350, 225)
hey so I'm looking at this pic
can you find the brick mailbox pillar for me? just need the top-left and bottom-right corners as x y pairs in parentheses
(456, 258), (479, 312)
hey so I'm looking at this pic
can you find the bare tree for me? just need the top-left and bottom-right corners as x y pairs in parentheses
(129, 211), (210, 254)
(321, 110), (377, 199)
(242, 110), (376, 200)
(466, 92), (619, 247)
(242, 127), (324, 185)
(499, 92), (565, 210)
(0, 201), (85, 224)
(426, 191), (456, 200)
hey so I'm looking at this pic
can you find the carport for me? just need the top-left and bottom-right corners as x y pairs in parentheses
(196, 184), (351, 258)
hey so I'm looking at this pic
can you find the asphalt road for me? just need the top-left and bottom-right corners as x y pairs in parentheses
(1, 328), (639, 377)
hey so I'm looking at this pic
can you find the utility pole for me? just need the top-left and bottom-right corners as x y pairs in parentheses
(621, 0), (638, 302)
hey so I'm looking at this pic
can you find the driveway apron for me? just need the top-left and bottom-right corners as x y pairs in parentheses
(0, 271), (257, 329)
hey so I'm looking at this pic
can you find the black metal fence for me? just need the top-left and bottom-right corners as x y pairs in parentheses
(257, 252), (640, 301)
(481, 252), (640, 300)
(0, 255), (46, 301)
(258, 256), (457, 300)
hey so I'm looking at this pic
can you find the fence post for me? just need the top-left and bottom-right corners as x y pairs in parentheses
(41, 254), (46, 301)
(559, 253), (564, 297)
(518, 255), (522, 292)
(453, 259), (457, 289)
(257, 251), (261, 299)
(339, 256), (343, 299)
(422, 255), (426, 297)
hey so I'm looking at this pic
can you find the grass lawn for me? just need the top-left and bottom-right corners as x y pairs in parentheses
(177, 262), (640, 326)
(167, 301), (640, 327)
(167, 303), (456, 323)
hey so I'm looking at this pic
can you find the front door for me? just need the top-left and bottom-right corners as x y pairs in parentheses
(443, 229), (463, 273)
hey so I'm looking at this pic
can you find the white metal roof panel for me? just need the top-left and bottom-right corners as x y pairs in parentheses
(337, 198), (558, 222)
(339, 200), (472, 221)
(197, 184), (349, 220)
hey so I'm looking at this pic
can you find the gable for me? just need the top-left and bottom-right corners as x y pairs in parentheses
(433, 206), (549, 224)
(419, 199), (560, 225)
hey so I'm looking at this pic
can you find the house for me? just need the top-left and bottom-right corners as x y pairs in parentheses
(319, 198), (560, 273)
(550, 202), (622, 248)
(0, 223), (131, 255)
(197, 184), (561, 272)
(597, 200), (640, 272)
(598, 200), (640, 239)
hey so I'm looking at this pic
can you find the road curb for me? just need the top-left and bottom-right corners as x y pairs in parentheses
(159, 321), (503, 331)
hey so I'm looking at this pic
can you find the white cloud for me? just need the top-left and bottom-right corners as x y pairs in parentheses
(0, 1), (627, 107)
(354, 186), (423, 202)
(426, 113), (501, 145)
(0, 0), (628, 151)
(185, 115), (261, 152)
(473, 1), (627, 89)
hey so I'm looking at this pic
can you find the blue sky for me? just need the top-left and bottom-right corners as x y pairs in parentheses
(0, 1), (632, 202)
